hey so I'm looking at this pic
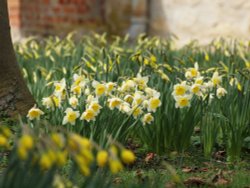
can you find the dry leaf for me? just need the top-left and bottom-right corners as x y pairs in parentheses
(182, 167), (193, 173)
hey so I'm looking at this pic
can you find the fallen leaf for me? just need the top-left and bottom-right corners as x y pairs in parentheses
(165, 182), (177, 188)
(182, 167), (193, 173)
(145, 152), (156, 163)
(212, 170), (230, 186)
(113, 177), (122, 184)
(184, 177), (213, 187)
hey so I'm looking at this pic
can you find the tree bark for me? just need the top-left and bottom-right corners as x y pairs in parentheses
(0, 0), (35, 117)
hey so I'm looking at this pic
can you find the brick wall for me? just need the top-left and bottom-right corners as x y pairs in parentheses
(9, 0), (106, 39)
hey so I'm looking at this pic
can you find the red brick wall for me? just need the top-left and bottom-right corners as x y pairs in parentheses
(9, 0), (106, 37)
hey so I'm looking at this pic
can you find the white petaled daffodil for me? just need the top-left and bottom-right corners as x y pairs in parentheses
(42, 97), (54, 109)
(88, 101), (102, 114)
(172, 82), (190, 97)
(145, 87), (160, 98)
(62, 108), (80, 125)
(185, 62), (200, 79)
(131, 106), (143, 119)
(92, 81), (106, 97)
(106, 82), (116, 93)
(27, 106), (44, 120)
(147, 97), (162, 112)
(133, 74), (149, 90)
(80, 108), (96, 122)
(216, 87), (227, 99)
(124, 94), (134, 104)
(54, 78), (66, 96)
(119, 102), (131, 114)
(191, 84), (203, 96)
(174, 94), (193, 108)
(195, 76), (204, 85)
(71, 85), (82, 96)
(69, 96), (79, 109)
(73, 73), (85, 87)
(120, 80), (136, 92)
(141, 113), (154, 125)
(211, 71), (222, 86)
(52, 96), (62, 108)
(133, 91), (145, 106)
(108, 97), (123, 110)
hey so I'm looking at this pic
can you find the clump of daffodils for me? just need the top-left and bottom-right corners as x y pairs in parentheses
(38, 73), (161, 126)
(14, 129), (135, 175)
(172, 62), (227, 108)
(0, 126), (12, 149)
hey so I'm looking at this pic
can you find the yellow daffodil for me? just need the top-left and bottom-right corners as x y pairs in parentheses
(0, 135), (7, 147)
(121, 149), (136, 164)
(97, 150), (108, 167)
(109, 160), (123, 174)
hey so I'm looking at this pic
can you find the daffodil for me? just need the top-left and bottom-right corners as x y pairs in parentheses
(62, 108), (80, 125)
(133, 91), (145, 106)
(106, 82), (116, 93)
(0, 135), (7, 147)
(133, 74), (149, 90)
(80, 108), (96, 122)
(73, 73), (85, 87)
(71, 85), (82, 96)
(119, 102), (131, 114)
(141, 113), (154, 125)
(211, 71), (222, 86)
(174, 95), (192, 108)
(172, 82), (189, 97)
(191, 84), (202, 96)
(216, 87), (227, 99)
(69, 96), (79, 109)
(145, 87), (160, 98)
(132, 106), (143, 118)
(109, 160), (123, 174)
(147, 97), (161, 112)
(88, 101), (102, 114)
(120, 80), (136, 92)
(54, 78), (66, 96)
(92, 81), (106, 97)
(97, 150), (108, 167)
(42, 97), (54, 109)
(195, 76), (204, 85)
(121, 149), (136, 164)
(185, 62), (200, 79)
(27, 107), (44, 120)
(108, 97), (123, 110)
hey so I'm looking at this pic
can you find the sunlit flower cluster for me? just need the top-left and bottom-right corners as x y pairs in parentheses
(172, 62), (227, 108)
(36, 73), (161, 126)
(15, 130), (135, 175)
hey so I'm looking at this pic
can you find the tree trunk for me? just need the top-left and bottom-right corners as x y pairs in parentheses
(0, 0), (35, 117)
